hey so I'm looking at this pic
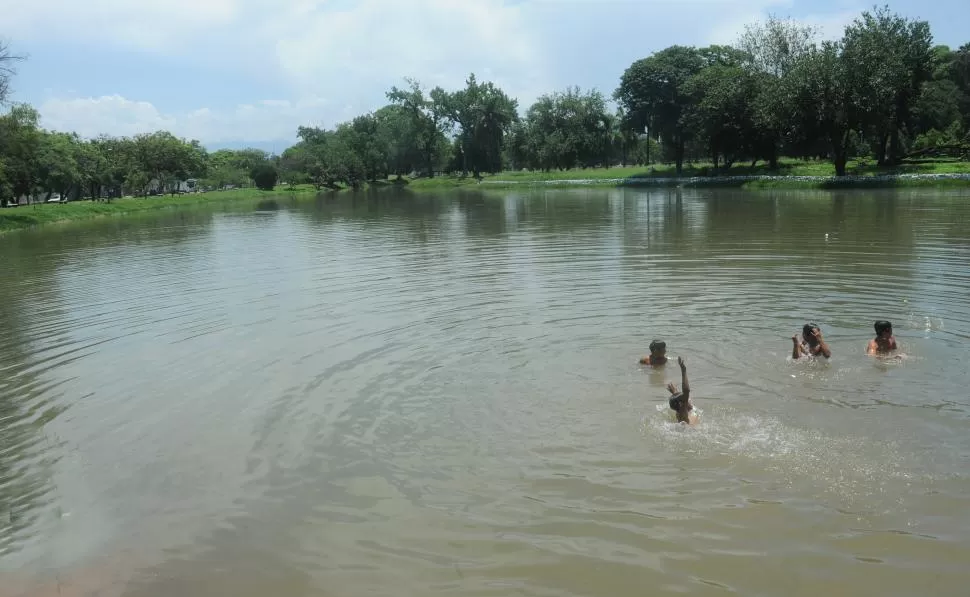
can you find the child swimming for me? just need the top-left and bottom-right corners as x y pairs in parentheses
(791, 323), (832, 359)
(639, 339), (669, 366)
(666, 356), (698, 425)
(866, 320), (898, 355)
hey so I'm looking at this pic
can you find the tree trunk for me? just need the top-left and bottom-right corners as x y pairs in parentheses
(834, 154), (847, 176)
(875, 132), (889, 166)
(674, 139), (685, 176)
(829, 127), (850, 176)
(888, 124), (902, 165)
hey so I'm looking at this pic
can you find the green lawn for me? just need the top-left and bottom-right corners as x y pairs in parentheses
(404, 158), (970, 189)
(0, 185), (320, 233)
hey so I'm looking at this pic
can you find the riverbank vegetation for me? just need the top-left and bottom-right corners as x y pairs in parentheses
(2, 6), (970, 216)
(0, 185), (326, 232)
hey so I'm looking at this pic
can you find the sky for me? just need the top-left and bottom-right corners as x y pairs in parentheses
(2, 0), (967, 153)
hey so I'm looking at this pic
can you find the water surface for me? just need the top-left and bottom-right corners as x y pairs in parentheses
(1, 188), (969, 596)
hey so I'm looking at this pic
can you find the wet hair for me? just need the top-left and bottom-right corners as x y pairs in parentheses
(649, 340), (666, 353)
(802, 322), (819, 338)
(668, 393), (691, 412)
(874, 320), (892, 335)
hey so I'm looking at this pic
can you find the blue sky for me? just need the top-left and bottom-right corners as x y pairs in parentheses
(2, 0), (967, 152)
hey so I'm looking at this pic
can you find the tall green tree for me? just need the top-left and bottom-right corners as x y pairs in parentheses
(952, 44), (970, 133)
(684, 62), (760, 169)
(387, 79), (450, 178)
(614, 46), (705, 175)
(0, 104), (41, 202)
(341, 113), (389, 181)
(841, 6), (933, 164)
(785, 42), (858, 176)
(35, 131), (81, 199)
(127, 131), (206, 196)
(374, 104), (421, 179)
(911, 46), (963, 141)
(517, 87), (614, 170)
(737, 16), (819, 167)
(431, 74), (518, 177)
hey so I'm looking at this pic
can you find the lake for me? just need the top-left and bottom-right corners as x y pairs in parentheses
(1, 188), (969, 597)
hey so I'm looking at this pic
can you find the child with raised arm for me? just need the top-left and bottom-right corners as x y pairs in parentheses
(792, 323), (832, 359)
(666, 356), (698, 425)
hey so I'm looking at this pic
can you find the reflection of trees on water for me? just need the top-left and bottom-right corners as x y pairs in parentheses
(0, 212), (214, 558)
(290, 187), (627, 246)
(288, 188), (450, 247)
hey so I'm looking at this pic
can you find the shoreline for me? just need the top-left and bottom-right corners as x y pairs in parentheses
(3, 173), (970, 234)
(477, 172), (970, 190)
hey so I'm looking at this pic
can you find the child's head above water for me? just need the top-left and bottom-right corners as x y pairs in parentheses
(668, 393), (691, 412)
(649, 339), (667, 356)
(874, 320), (893, 337)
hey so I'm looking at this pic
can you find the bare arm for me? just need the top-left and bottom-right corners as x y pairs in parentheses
(812, 330), (832, 358)
(866, 340), (877, 355)
(792, 335), (802, 359)
(678, 357), (689, 398)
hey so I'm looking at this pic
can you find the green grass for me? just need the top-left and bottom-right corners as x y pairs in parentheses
(404, 158), (970, 190)
(0, 185), (321, 233)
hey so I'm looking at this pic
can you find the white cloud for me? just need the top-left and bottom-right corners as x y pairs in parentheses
(7, 0), (930, 146)
(0, 0), (243, 51)
(37, 95), (330, 145)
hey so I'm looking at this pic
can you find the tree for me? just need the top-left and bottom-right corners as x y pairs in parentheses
(0, 104), (41, 202)
(0, 41), (25, 106)
(952, 44), (970, 133)
(841, 6), (933, 164)
(293, 125), (366, 189)
(738, 15), (818, 78)
(341, 113), (389, 181)
(517, 87), (614, 170)
(277, 145), (311, 185)
(126, 131), (206, 196)
(912, 47), (963, 138)
(73, 138), (110, 200)
(387, 79), (450, 178)
(35, 131), (81, 200)
(615, 46), (705, 175)
(431, 74), (518, 177)
(737, 16), (819, 167)
(684, 62), (760, 169)
(250, 163), (278, 191)
(203, 148), (272, 190)
(785, 42), (858, 176)
(374, 104), (421, 179)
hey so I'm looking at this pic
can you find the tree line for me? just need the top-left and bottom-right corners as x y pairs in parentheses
(2, 5), (970, 204)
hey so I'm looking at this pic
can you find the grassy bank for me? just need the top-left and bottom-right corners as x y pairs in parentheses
(405, 158), (970, 190)
(0, 185), (321, 233)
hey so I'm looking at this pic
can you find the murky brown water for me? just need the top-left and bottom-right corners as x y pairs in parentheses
(1, 188), (969, 596)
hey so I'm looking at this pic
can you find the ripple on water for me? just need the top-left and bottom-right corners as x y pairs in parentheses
(0, 190), (969, 597)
